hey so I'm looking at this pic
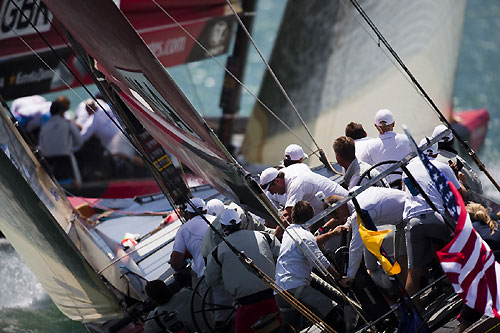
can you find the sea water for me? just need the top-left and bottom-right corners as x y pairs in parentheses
(1, 0), (499, 332)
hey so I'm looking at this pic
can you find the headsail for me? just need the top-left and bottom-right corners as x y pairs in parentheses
(241, 0), (466, 165)
(41, 0), (277, 220)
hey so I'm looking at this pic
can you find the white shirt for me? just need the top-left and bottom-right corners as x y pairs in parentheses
(344, 186), (407, 278)
(12, 95), (46, 115)
(39, 115), (83, 157)
(343, 158), (382, 189)
(354, 137), (374, 163)
(402, 157), (460, 220)
(284, 164), (348, 214)
(80, 107), (119, 150)
(75, 99), (114, 127)
(275, 224), (331, 290)
(172, 214), (215, 277)
(363, 131), (411, 184)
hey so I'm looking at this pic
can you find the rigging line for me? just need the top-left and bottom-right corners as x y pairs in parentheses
(8, 0), (141, 158)
(150, 0), (314, 153)
(224, 0), (321, 155)
(348, 0), (500, 194)
(183, 63), (208, 117)
(337, 0), (441, 120)
(12, 33), (85, 103)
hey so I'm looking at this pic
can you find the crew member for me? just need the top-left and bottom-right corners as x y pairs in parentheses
(275, 201), (344, 331)
(403, 139), (464, 299)
(363, 109), (411, 188)
(345, 122), (373, 163)
(205, 209), (281, 332)
(323, 187), (407, 288)
(260, 166), (348, 225)
(170, 197), (215, 282)
(333, 136), (384, 189)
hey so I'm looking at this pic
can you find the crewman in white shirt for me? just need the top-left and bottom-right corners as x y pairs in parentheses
(260, 166), (348, 225)
(265, 144), (311, 214)
(333, 136), (384, 189)
(283, 143), (309, 167)
(403, 139), (465, 299)
(345, 122), (373, 163)
(363, 109), (411, 188)
(431, 124), (482, 199)
(170, 197), (215, 280)
(324, 187), (407, 288)
(275, 201), (344, 331)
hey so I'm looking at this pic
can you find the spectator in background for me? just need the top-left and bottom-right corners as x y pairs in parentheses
(39, 97), (83, 187)
(13, 95), (67, 145)
(77, 98), (138, 180)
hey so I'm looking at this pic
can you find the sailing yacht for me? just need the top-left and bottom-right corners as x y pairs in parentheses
(1, 0), (499, 332)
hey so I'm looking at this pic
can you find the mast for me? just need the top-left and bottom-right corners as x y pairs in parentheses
(218, 0), (257, 154)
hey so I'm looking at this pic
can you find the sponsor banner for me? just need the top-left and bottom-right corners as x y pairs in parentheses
(141, 15), (234, 67)
(0, 0), (233, 99)
(0, 0), (53, 40)
(0, 48), (93, 100)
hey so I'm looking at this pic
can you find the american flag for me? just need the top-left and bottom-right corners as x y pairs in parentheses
(406, 128), (500, 318)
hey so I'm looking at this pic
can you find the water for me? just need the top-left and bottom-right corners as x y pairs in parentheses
(2, 0), (500, 331)
(0, 240), (85, 332)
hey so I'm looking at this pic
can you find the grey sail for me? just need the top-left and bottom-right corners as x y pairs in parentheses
(241, 0), (466, 165)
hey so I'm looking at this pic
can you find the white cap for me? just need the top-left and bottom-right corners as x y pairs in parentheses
(374, 109), (394, 126)
(260, 168), (279, 189)
(432, 125), (453, 143)
(284, 144), (307, 161)
(419, 138), (438, 156)
(206, 199), (225, 217)
(186, 197), (206, 213)
(220, 208), (242, 226)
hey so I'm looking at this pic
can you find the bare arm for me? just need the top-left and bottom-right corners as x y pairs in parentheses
(170, 251), (186, 271)
(316, 225), (350, 248)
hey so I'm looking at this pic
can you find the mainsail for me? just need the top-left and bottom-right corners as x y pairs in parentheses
(241, 0), (467, 165)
